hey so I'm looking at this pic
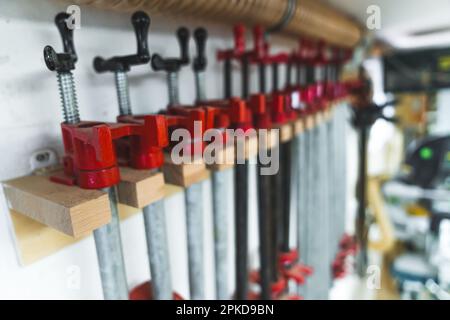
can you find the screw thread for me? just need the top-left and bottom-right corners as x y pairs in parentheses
(114, 71), (132, 116)
(57, 71), (80, 124)
(167, 72), (179, 105)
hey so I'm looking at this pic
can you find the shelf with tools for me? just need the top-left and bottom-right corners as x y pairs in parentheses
(0, 0), (358, 301)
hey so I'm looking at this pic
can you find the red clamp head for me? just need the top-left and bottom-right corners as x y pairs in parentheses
(53, 119), (168, 189)
(217, 24), (246, 61)
(163, 106), (206, 156)
(250, 25), (269, 63)
(116, 114), (169, 170)
(248, 93), (271, 129)
(278, 249), (313, 285)
(267, 92), (288, 125)
(197, 97), (252, 131)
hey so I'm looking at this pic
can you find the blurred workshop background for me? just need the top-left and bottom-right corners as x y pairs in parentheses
(0, 0), (450, 300)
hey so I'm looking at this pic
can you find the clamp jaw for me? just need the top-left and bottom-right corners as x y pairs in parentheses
(249, 26), (296, 126)
(53, 118), (168, 189)
(332, 234), (357, 279)
(162, 108), (206, 157)
(93, 11), (150, 72)
(45, 12), (168, 189)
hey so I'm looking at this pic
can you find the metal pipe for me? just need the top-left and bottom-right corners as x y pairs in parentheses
(234, 161), (249, 300)
(100, 186), (129, 300)
(234, 54), (250, 300)
(257, 153), (273, 300)
(167, 71), (180, 105)
(356, 125), (368, 277)
(305, 124), (323, 299)
(184, 182), (205, 299)
(224, 58), (232, 99)
(114, 70), (173, 300)
(296, 129), (307, 296)
(195, 71), (206, 102)
(338, 104), (348, 245)
(142, 201), (173, 299)
(281, 141), (292, 253)
(93, 224), (123, 299)
(195, 42), (229, 299)
(257, 62), (273, 300)
(319, 119), (331, 297)
(211, 171), (229, 299)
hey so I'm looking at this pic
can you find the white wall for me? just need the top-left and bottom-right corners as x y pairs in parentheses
(0, 0), (356, 300)
(0, 0), (288, 300)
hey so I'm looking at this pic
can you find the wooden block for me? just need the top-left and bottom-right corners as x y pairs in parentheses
(206, 143), (235, 171)
(117, 167), (165, 209)
(257, 129), (279, 150)
(305, 115), (315, 130)
(163, 184), (184, 198)
(273, 122), (294, 143)
(323, 107), (333, 121)
(293, 118), (305, 135)
(8, 183), (184, 266)
(234, 131), (259, 160)
(2, 174), (111, 238)
(314, 112), (324, 125)
(163, 154), (210, 187)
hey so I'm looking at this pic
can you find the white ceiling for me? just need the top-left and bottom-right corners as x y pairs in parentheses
(323, 0), (450, 49)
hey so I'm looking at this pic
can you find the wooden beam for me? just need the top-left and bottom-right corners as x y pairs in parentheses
(2, 173), (111, 237)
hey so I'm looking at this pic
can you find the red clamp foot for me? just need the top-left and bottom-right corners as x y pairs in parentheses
(279, 249), (313, 285)
(129, 280), (183, 300)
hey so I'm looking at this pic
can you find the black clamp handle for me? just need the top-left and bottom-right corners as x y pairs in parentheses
(43, 12), (77, 72)
(151, 27), (190, 73)
(352, 100), (398, 127)
(93, 11), (151, 73)
(193, 27), (207, 72)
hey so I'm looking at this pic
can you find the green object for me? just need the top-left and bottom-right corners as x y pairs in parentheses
(420, 147), (433, 160)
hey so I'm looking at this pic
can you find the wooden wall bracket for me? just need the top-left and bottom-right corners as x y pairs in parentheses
(237, 131), (259, 159)
(273, 122), (294, 144)
(117, 167), (165, 209)
(162, 153), (210, 187)
(206, 142), (235, 172)
(293, 118), (305, 136)
(2, 173), (111, 238)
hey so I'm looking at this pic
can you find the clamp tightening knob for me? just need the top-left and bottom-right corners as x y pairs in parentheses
(44, 12), (80, 125)
(193, 27), (207, 72)
(193, 27), (208, 101)
(151, 27), (190, 73)
(151, 27), (190, 105)
(93, 11), (151, 116)
(93, 11), (151, 72)
(44, 12), (77, 72)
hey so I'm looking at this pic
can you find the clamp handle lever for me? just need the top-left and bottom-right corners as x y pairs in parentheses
(44, 12), (77, 72)
(193, 27), (208, 72)
(93, 11), (151, 73)
(151, 27), (190, 73)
